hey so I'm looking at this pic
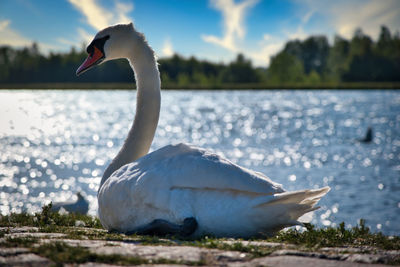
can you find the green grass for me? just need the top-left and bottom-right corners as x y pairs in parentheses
(270, 221), (400, 250)
(185, 237), (278, 257)
(0, 229), (6, 238)
(31, 241), (192, 266)
(0, 203), (102, 229)
(1, 204), (399, 253)
(1, 236), (39, 248)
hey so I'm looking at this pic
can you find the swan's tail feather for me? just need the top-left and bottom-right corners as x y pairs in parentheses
(257, 186), (330, 208)
(253, 186), (330, 233)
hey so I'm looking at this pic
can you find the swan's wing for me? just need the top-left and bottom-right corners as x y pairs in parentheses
(98, 143), (285, 231)
(134, 143), (285, 196)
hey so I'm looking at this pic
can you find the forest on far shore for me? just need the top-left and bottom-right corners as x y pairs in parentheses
(0, 26), (399, 89)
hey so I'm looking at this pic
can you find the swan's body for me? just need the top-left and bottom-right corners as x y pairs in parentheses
(77, 23), (330, 238)
(99, 143), (329, 237)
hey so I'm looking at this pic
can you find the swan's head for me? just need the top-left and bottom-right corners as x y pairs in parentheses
(76, 23), (136, 76)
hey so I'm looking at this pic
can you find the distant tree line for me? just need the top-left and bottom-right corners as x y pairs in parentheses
(0, 26), (399, 86)
(268, 26), (400, 84)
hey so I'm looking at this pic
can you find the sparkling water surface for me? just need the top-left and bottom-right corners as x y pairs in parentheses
(0, 90), (399, 235)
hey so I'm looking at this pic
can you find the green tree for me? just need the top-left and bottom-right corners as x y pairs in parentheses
(325, 36), (350, 82)
(343, 28), (379, 81)
(373, 26), (400, 81)
(220, 54), (260, 83)
(1, 25), (400, 86)
(283, 36), (329, 76)
(267, 52), (305, 84)
(177, 73), (190, 86)
(305, 70), (321, 84)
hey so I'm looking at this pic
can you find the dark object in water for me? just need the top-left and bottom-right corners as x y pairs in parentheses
(359, 127), (373, 143)
(51, 192), (89, 214)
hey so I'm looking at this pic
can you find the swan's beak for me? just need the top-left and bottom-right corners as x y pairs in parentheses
(76, 46), (105, 76)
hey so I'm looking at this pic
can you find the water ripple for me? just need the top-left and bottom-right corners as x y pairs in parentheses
(0, 90), (399, 235)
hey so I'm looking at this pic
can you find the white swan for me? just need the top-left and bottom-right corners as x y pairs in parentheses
(76, 23), (330, 238)
(51, 192), (89, 215)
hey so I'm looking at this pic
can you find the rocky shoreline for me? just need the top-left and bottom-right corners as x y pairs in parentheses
(1, 226), (399, 266)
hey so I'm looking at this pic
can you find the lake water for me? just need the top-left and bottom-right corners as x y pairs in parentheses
(0, 90), (399, 235)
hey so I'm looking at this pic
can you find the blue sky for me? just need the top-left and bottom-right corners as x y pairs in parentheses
(1, 0), (399, 66)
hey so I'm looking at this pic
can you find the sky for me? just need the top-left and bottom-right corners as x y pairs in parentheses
(0, 0), (399, 67)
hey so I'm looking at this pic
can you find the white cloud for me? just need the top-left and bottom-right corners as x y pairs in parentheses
(0, 19), (65, 53)
(261, 34), (272, 42)
(56, 38), (76, 46)
(296, 0), (400, 39)
(77, 27), (93, 44)
(68, 0), (134, 31)
(55, 28), (93, 50)
(201, 0), (287, 67)
(0, 20), (10, 31)
(301, 9), (314, 24)
(284, 26), (308, 41)
(115, 1), (133, 24)
(245, 34), (286, 66)
(332, 0), (400, 39)
(0, 20), (32, 47)
(162, 38), (174, 57)
(248, 6), (315, 66)
(202, 0), (259, 52)
(66, 0), (134, 49)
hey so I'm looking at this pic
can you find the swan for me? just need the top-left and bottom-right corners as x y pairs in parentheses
(76, 22), (330, 238)
(51, 192), (89, 215)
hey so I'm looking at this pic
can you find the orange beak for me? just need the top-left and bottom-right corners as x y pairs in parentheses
(76, 46), (104, 76)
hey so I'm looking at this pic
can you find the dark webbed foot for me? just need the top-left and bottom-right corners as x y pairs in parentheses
(132, 217), (198, 237)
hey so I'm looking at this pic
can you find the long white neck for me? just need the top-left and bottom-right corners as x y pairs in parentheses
(100, 35), (160, 187)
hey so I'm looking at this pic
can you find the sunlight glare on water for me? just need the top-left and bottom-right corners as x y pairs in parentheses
(0, 90), (399, 235)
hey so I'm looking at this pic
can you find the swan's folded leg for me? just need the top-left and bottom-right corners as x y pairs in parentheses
(180, 217), (198, 236)
(132, 217), (197, 237)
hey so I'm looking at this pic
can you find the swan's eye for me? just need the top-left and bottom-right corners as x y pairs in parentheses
(86, 35), (109, 57)
(86, 45), (94, 57)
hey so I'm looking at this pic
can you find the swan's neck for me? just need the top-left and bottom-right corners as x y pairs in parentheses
(100, 36), (160, 187)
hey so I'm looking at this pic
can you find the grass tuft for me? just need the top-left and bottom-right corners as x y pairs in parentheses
(270, 220), (400, 250)
(0, 203), (102, 229)
(181, 236), (277, 257)
(1, 236), (38, 248)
